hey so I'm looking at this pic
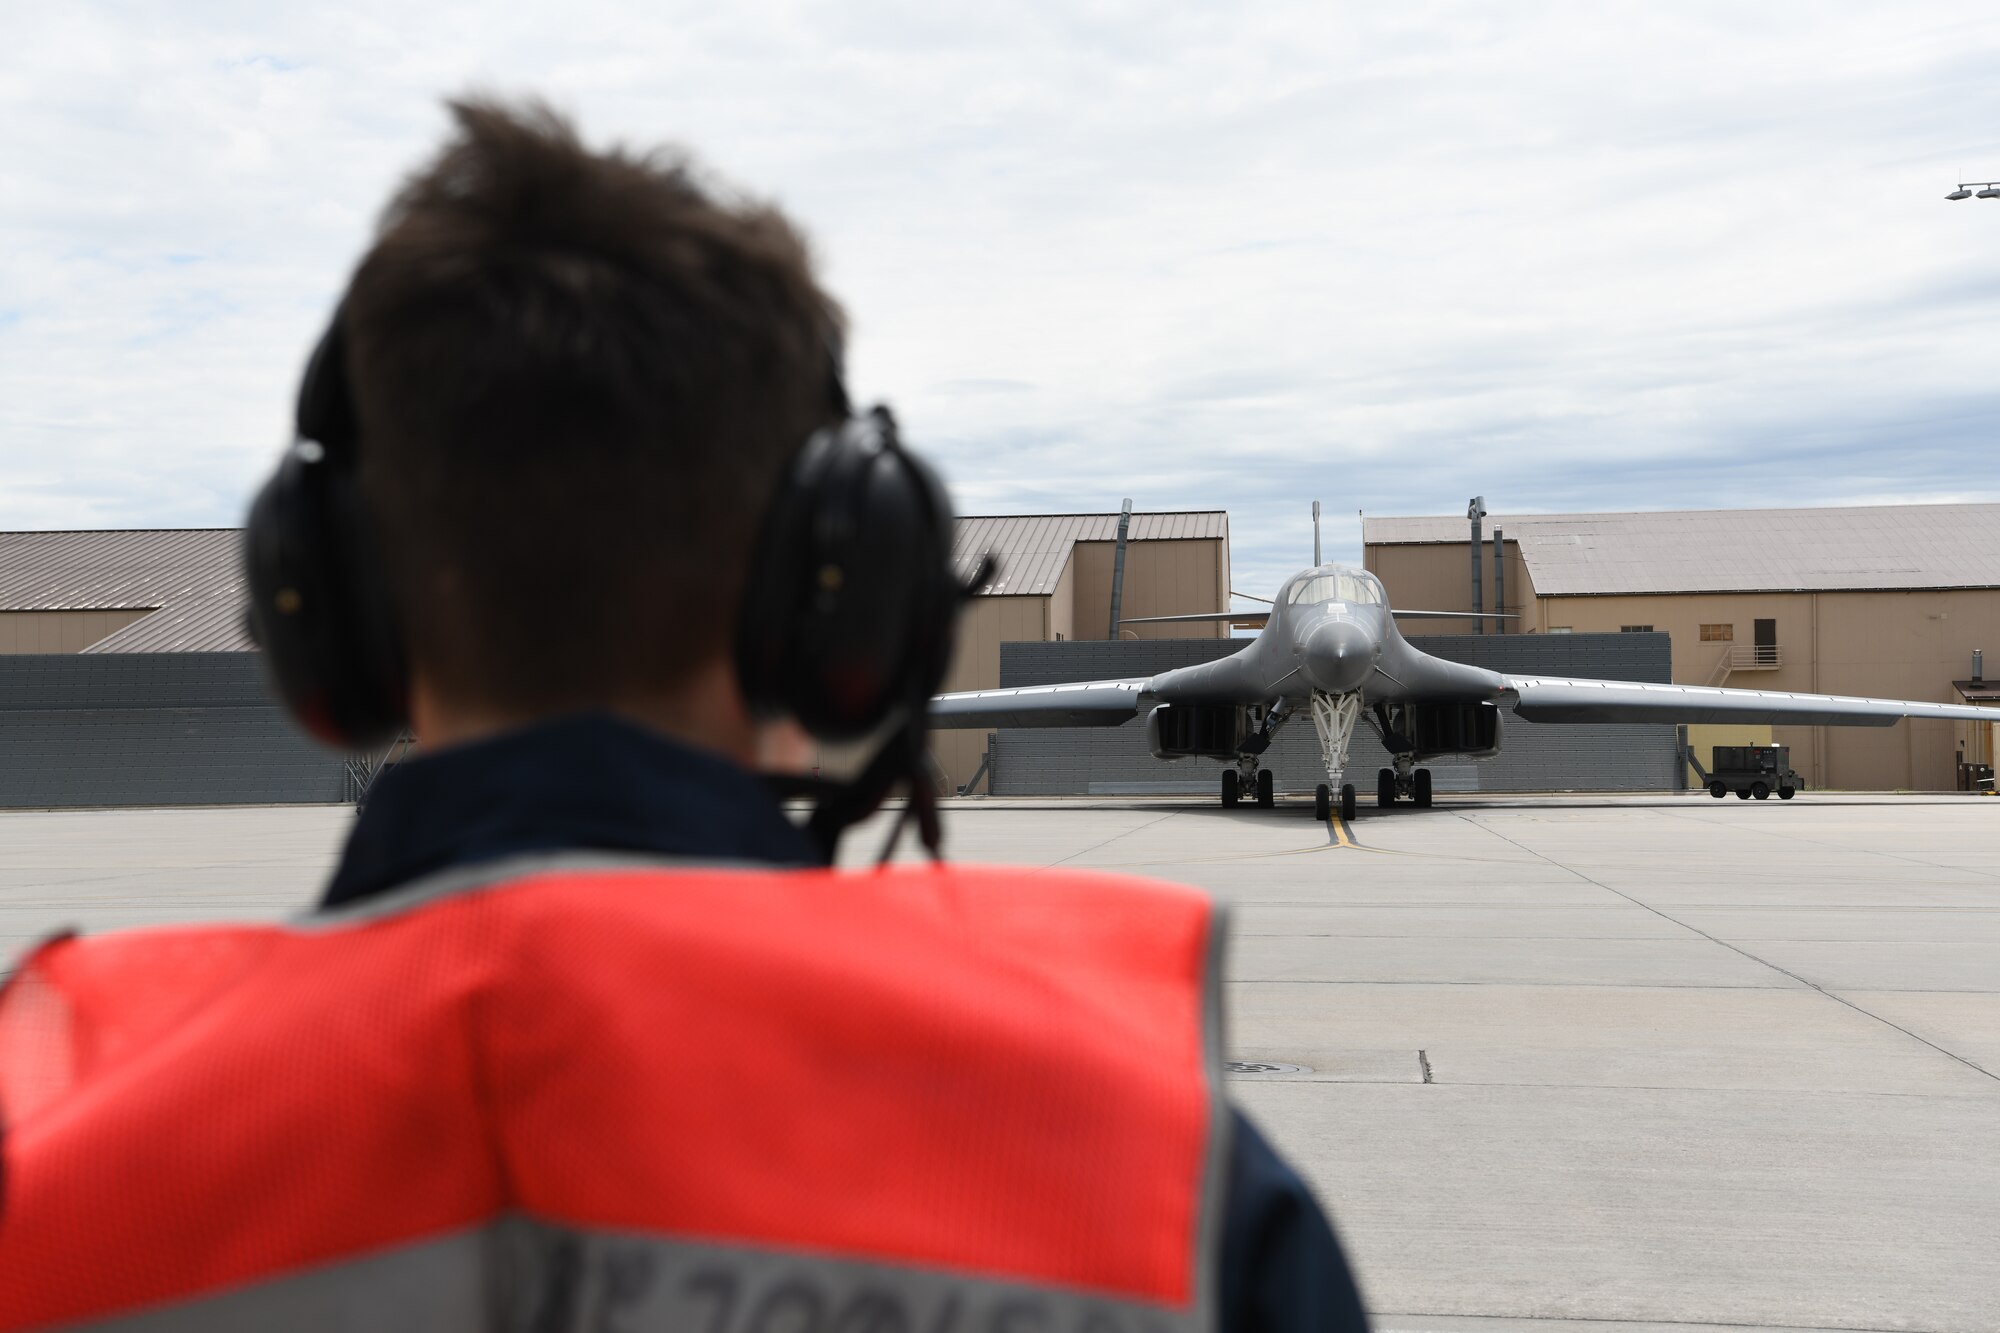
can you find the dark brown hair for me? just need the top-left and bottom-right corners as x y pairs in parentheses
(343, 96), (843, 712)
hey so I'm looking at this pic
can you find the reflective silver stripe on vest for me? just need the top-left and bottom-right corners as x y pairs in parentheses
(297, 850), (777, 929)
(69, 1215), (1208, 1332)
(1189, 897), (1231, 1331)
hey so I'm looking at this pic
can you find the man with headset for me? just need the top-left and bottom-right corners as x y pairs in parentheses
(0, 100), (1369, 1332)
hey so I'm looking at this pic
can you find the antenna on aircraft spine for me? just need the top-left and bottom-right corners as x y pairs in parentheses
(1312, 501), (1321, 567)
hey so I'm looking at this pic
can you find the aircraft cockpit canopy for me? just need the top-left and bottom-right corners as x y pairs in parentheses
(1285, 569), (1382, 606)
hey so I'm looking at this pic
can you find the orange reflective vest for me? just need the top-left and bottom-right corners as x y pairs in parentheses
(0, 856), (1226, 1331)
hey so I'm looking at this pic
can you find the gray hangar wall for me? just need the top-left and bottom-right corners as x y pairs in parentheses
(989, 633), (1679, 796)
(0, 654), (349, 808)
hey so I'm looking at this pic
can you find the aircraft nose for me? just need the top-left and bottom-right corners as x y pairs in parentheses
(1302, 619), (1378, 695)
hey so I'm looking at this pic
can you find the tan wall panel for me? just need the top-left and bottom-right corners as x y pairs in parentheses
(1071, 543), (1111, 639)
(1073, 539), (1227, 641)
(0, 609), (153, 653)
(1365, 542), (1533, 635)
(1048, 555), (1077, 643)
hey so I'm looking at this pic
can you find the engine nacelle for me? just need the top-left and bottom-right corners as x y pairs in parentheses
(1391, 701), (1501, 759)
(1146, 703), (1254, 760)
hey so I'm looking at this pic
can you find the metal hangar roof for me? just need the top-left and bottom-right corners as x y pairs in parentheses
(0, 511), (1233, 653)
(1363, 503), (2000, 597)
(952, 511), (1228, 596)
(0, 529), (251, 651)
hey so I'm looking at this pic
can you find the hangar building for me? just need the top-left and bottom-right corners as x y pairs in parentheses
(0, 519), (1233, 804)
(931, 511), (1230, 792)
(1364, 503), (2000, 792)
(0, 529), (337, 807)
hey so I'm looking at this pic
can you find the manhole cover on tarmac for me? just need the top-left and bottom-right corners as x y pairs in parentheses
(1224, 1061), (1312, 1076)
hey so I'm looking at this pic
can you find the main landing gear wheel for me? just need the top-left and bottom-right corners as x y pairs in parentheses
(1414, 768), (1433, 809)
(1751, 782), (1770, 801)
(1377, 769), (1396, 808)
(1340, 784), (1358, 822)
(1220, 771), (1238, 808)
(1314, 784), (1332, 821)
(1256, 768), (1275, 808)
(1709, 780), (1728, 799)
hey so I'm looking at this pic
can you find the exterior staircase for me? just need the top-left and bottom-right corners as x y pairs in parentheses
(1708, 643), (1783, 686)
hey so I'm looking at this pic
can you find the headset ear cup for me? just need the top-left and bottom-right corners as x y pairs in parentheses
(244, 445), (408, 750)
(245, 310), (409, 751)
(736, 416), (961, 742)
(735, 432), (828, 720)
(894, 450), (963, 702)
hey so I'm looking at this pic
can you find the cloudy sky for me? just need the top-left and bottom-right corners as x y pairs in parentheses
(5, 1), (1998, 596)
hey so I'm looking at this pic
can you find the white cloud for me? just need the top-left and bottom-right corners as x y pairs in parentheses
(3, 1), (1998, 594)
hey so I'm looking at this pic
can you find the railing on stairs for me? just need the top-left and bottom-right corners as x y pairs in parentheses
(1707, 643), (1783, 685)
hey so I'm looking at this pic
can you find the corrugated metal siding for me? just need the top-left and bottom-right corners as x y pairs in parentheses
(0, 655), (346, 806)
(87, 594), (250, 653)
(991, 634), (1679, 795)
(1363, 504), (2000, 596)
(954, 512), (1228, 596)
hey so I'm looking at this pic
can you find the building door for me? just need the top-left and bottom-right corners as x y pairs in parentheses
(1754, 618), (1777, 667)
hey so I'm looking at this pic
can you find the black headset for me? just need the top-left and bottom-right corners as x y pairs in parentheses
(245, 305), (982, 858)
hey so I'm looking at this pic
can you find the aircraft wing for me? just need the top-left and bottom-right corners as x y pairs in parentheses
(1124, 609), (1517, 625)
(1119, 610), (1271, 626)
(928, 678), (1152, 729)
(1506, 675), (2000, 728)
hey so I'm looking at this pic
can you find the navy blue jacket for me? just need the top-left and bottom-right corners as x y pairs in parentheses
(325, 714), (1370, 1332)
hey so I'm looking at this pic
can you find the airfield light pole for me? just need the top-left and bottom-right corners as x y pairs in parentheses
(1945, 182), (2000, 200)
(1493, 527), (1505, 634)
(1312, 501), (1321, 566)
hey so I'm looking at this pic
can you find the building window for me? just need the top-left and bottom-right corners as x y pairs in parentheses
(1700, 624), (1734, 642)
(1620, 625), (1654, 634)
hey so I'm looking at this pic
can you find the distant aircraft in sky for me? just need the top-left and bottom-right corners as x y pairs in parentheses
(930, 560), (1996, 821)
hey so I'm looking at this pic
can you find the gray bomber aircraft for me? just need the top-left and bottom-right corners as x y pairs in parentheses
(930, 562), (1998, 821)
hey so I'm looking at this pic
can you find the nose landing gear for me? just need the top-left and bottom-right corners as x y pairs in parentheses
(1315, 783), (1356, 822)
(1307, 690), (1364, 822)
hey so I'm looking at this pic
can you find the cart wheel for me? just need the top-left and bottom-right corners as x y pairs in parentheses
(1751, 782), (1770, 801)
(1221, 770), (1238, 808)
(1708, 780), (1727, 799)
(1735, 788), (1750, 799)
(1256, 767), (1275, 808)
(1778, 786), (1795, 800)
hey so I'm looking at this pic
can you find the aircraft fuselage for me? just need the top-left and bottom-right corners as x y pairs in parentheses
(1146, 564), (1505, 711)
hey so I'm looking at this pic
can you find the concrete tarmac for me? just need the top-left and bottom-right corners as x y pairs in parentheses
(2, 792), (1996, 1332)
